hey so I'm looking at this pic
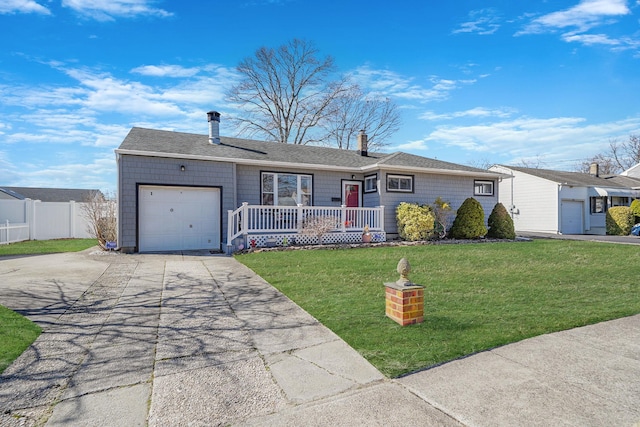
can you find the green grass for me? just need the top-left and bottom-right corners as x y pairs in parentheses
(0, 238), (96, 256)
(236, 240), (640, 377)
(0, 305), (42, 373)
(0, 238), (94, 373)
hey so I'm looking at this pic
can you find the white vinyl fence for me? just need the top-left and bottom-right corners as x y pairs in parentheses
(0, 199), (92, 244)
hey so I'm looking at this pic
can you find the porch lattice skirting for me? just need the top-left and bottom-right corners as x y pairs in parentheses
(232, 231), (386, 251)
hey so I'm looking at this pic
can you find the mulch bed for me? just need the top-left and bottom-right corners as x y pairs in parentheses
(237, 236), (532, 254)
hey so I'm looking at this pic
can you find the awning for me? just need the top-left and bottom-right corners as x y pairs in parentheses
(589, 187), (638, 197)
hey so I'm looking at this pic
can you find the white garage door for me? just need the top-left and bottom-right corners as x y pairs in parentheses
(139, 186), (220, 252)
(560, 200), (584, 234)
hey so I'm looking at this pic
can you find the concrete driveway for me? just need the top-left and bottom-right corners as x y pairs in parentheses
(519, 231), (640, 245)
(0, 249), (639, 426)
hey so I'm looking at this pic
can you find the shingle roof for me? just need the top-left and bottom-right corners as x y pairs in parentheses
(606, 174), (640, 189)
(117, 127), (497, 176)
(0, 187), (103, 202)
(499, 165), (631, 189)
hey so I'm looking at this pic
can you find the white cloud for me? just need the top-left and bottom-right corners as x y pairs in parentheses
(563, 32), (621, 45)
(520, 0), (630, 34)
(350, 66), (476, 103)
(453, 9), (501, 35)
(516, 0), (639, 53)
(12, 155), (118, 191)
(131, 65), (201, 78)
(419, 107), (516, 121)
(0, 60), (242, 192)
(563, 32), (640, 50)
(61, 0), (172, 21)
(0, 0), (50, 15)
(398, 115), (640, 165)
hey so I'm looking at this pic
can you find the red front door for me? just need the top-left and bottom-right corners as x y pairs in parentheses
(345, 184), (360, 207)
(343, 181), (361, 228)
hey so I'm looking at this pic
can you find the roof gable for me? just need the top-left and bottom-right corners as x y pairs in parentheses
(621, 162), (640, 178)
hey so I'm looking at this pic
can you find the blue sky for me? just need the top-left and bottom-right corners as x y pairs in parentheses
(1, 0), (639, 193)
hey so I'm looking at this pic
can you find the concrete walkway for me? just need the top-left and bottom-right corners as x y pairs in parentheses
(0, 250), (638, 426)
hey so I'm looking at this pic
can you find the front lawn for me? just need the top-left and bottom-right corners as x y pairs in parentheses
(0, 238), (96, 256)
(0, 305), (41, 373)
(236, 239), (640, 377)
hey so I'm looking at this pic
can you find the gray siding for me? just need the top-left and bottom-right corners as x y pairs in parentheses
(118, 154), (500, 250)
(118, 155), (234, 251)
(379, 171), (499, 235)
(235, 165), (362, 207)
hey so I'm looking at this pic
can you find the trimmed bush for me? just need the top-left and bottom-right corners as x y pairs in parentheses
(396, 202), (435, 241)
(630, 199), (640, 224)
(606, 206), (634, 235)
(487, 203), (516, 239)
(449, 197), (487, 239)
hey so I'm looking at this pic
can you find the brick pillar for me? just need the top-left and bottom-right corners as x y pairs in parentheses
(384, 283), (424, 326)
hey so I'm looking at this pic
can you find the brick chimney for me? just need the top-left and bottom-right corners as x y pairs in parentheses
(357, 130), (368, 156)
(589, 162), (599, 177)
(207, 111), (221, 145)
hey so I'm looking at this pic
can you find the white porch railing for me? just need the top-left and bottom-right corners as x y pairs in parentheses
(227, 203), (385, 251)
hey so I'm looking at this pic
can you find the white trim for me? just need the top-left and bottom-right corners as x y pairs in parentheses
(474, 180), (495, 196)
(364, 174), (377, 193)
(386, 174), (413, 193)
(621, 162), (640, 177)
(342, 180), (362, 207)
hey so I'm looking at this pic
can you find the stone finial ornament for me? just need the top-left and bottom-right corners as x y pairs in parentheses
(396, 257), (412, 286)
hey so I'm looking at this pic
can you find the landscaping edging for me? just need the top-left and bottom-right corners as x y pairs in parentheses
(236, 236), (532, 254)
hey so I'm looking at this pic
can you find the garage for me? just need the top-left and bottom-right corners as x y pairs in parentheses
(560, 200), (584, 234)
(139, 185), (220, 252)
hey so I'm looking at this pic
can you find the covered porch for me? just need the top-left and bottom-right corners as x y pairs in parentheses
(227, 203), (386, 252)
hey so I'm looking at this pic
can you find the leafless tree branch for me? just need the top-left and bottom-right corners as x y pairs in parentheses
(81, 191), (117, 250)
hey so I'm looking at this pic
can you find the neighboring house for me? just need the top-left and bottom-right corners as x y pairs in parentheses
(620, 162), (640, 180)
(115, 111), (502, 253)
(0, 187), (102, 202)
(490, 164), (640, 235)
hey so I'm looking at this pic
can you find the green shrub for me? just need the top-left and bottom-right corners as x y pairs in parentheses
(630, 199), (640, 224)
(396, 202), (435, 241)
(487, 202), (516, 239)
(449, 197), (487, 239)
(606, 206), (634, 235)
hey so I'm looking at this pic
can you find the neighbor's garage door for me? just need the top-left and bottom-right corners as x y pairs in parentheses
(560, 200), (584, 234)
(139, 186), (220, 252)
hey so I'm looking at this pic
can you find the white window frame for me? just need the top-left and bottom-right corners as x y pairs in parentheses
(364, 174), (377, 193)
(386, 174), (413, 193)
(474, 180), (494, 196)
(610, 196), (629, 207)
(590, 197), (606, 213)
(261, 172), (312, 206)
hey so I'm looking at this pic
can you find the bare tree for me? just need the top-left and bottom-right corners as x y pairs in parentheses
(466, 157), (495, 170)
(226, 39), (349, 145)
(610, 134), (640, 171)
(575, 152), (619, 175)
(575, 135), (640, 174)
(300, 215), (338, 245)
(516, 155), (547, 169)
(81, 191), (117, 250)
(322, 84), (401, 151)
